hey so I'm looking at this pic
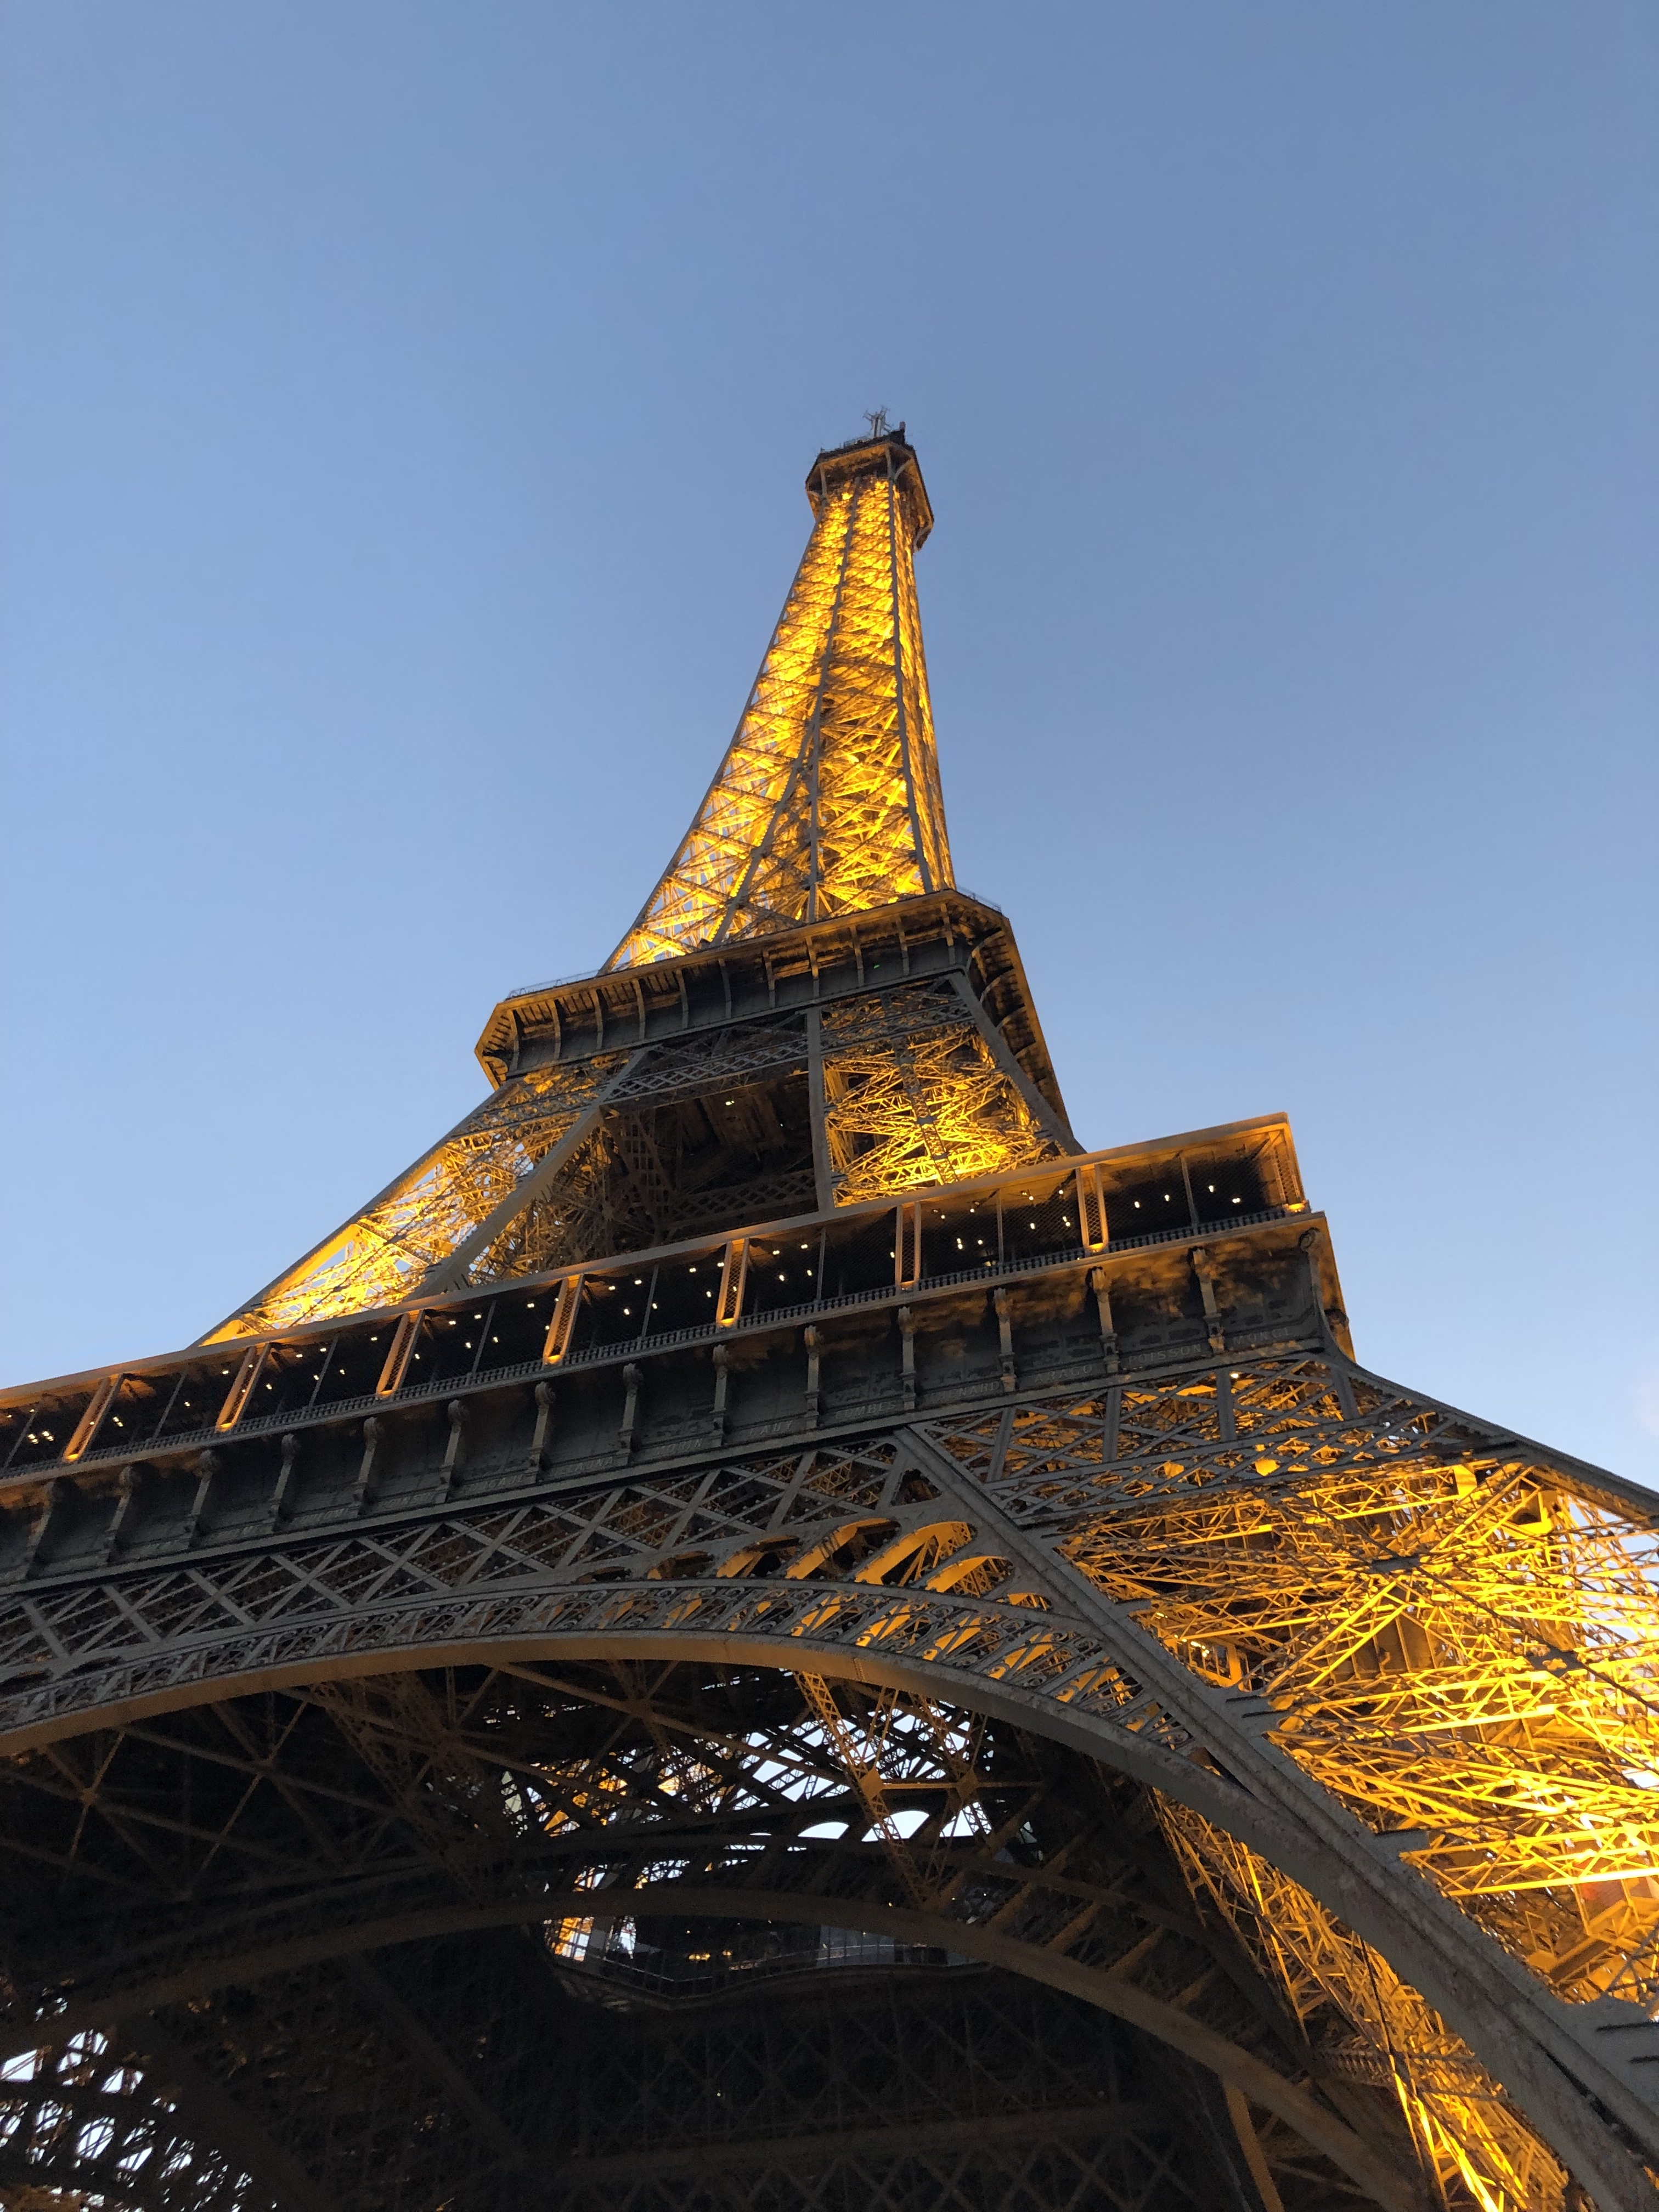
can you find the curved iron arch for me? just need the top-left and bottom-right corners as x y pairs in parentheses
(3, 1354), (1658, 2208)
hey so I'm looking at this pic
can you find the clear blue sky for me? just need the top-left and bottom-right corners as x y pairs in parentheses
(3, 3), (1655, 1482)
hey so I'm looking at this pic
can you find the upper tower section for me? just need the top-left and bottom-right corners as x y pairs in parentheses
(605, 427), (954, 970)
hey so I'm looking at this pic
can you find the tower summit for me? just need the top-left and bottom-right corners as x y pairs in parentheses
(2, 433), (1657, 2212)
(610, 427), (952, 967)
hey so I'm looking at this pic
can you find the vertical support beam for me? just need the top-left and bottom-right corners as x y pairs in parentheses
(994, 1288), (1017, 1395)
(1090, 1265), (1119, 1375)
(634, 1269), (660, 1352)
(1076, 1165), (1108, 1254)
(805, 1008), (836, 1211)
(103, 1464), (144, 1562)
(1299, 1227), (1326, 1336)
(267, 1431), (300, 1532)
(528, 1381), (555, 1471)
(716, 1238), (748, 1328)
(354, 1418), (382, 1514)
(64, 1374), (121, 1463)
(376, 1311), (423, 1398)
(306, 1336), (341, 1404)
(1216, 1367), (1237, 1443)
(22, 1482), (63, 1578)
(183, 1451), (220, 1547)
(437, 1401), (467, 1503)
(1299, 1226), (1355, 1368)
(541, 1273), (583, 1365)
(898, 1306), (917, 1412)
(712, 1345), (732, 1444)
(619, 1365), (642, 1455)
(803, 1326), (822, 1427)
(216, 1345), (268, 1433)
(895, 1200), (923, 1290)
(2, 1406), (40, 1476)
(1192, 1247), (1226, 1355)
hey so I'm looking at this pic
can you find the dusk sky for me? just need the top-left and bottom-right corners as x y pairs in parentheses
(3, 3), (1655, 1481)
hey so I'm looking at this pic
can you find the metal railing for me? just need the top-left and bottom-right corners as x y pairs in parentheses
(502, 891), (1005, 1001)
(61, 1206), (1292, 1469)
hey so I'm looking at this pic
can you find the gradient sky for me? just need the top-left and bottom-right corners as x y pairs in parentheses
(2, 3), (1655, 1482)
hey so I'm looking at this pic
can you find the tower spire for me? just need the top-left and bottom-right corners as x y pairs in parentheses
(606, 427), (952, 970)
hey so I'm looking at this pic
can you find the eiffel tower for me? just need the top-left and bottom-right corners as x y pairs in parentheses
(2, 426), (1656, 2212)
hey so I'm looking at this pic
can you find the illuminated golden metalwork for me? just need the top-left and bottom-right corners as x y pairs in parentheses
(1161, 1807), (1573, 2212)
(606, 430), (952, 969)
(211, 436), (1053, 1336)
(993, 1367), (1659, 2207)
(1057, 1432), (1659, 1944)
(821, 985), (1060, 1202)
(211, 1056), (623, 1339)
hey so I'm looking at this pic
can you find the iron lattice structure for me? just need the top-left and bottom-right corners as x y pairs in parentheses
(606, 429), (951, 969)
(2, 430), (1657, 2212)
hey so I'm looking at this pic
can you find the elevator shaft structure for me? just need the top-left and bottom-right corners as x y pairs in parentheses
(2, 430), (1656, 2212)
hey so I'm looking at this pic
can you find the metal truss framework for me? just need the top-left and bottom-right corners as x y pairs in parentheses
(0, 1647), (1405, 2212)
(820, 981), (1063, 1201)
(210, 962), (1068, 1345)
(3, 1327), (1659, 2210)
(606, 429), (952, 971)
(0, 1699), (1380, 2212)
(3, 428), (1655, 2212)
(218, 1057), (629, 1340)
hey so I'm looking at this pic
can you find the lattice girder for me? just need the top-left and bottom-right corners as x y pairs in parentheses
(820, 979), (1064, 1200)
(3, 1337), (1658, 2209)
(0, 1658), (1419, 2212)
(606, 431), (951, 971)
(209, 933), (1074, 1340)
(4, 426), (1650, 2212)
(210, 1053), (630, 1341)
